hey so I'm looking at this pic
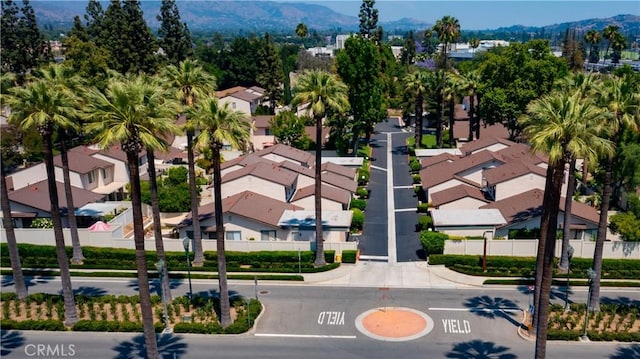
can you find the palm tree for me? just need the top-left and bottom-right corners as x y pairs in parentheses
(295, 22), (308, 45)
(187, 96), (251, 328)
(0, 72), (27, 300)
(520, 90), (613, 359)
(469, 38), (480, 53)
(31, 64), (86, 264)
(452, 70), (481, 141)
(403, 70), (429, 148)
(291, 70), (349, 267)
(84, 75), (177, 358)
(584, 29), (602, 64)
(601, 25), (620, 63)
(590, 75), (640, 312)
(163, 59), (216, 267)
(443, 72), (459, 148)
(7, 80), (80, 325)
(610, 33), (627, 64)
(433, 15), (460, 71)
(554, 72), (600, 271)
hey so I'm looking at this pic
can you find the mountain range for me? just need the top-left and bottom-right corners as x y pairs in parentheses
(30, 1), (639, 34)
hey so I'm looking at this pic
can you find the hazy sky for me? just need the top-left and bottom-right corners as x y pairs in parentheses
(290, 1), (639, 30)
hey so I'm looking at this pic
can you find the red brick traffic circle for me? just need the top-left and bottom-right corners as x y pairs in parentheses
(355, 307), (434, 342)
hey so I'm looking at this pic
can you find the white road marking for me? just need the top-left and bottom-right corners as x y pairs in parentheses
(370, 165), (387, 172)
(428, 307), (522, 313)
(255, 333), (356, 339)
(393, 185), (414, 189)
(394, 208), (417, 212)
(358, 255), (389, 261)
(387, 132), (397, 263)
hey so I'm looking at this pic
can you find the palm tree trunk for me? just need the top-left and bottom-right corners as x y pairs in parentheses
(212, 144), (231, 327)
(43, 131), (78, 326)
(314, 115), (326, 267)
(475, 93), (482, 140)
(448, 97), (455, 148)
(147, 150), (171, 302)
(535, 161), (565, 359)
(581, 157), (589, 189)
(437, 93), (445, 148)
(467, 96), (474, 141)
(532, 163), (557, 333)
(1, 167), (28, 300)
(559, 158), (577, 271)
(590, 155), (613, 312)
(126, 151), (158, 358)
(60, 137), (84, 265)
(187, 130), (204, 266)
(414, 95), (423, 149)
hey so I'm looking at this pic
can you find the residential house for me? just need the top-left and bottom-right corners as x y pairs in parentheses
(221, 162), (298, 202)
(216, 86), (265, 116)
(250, 115), (276, 151)
(431, 209), (507, 237)
(290, 183), (351, 211)
(278, 210), (353, 242)
(431, 184), (490, 210)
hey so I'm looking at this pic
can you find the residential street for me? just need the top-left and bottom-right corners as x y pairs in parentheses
(358, 119), (422, 262)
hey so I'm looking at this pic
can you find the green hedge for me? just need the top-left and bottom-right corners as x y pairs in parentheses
(1, 319), (66, 331)
(412, 174), (421, 184)
(420, 231), (448, 256)
(341, 250), (357, 263)
(357, 168), (370, 186)
(351, 208), (364, 231)
(356, 187), (369, 199)
(324, 250), (335, 264)
(417, 203), (429, 213)
(72, 320), (144, 332)
(429, 255), (640, 279)
(350, 199), (367, 211)
(409, 159), (421, 173)
(418, 216), (433, 231)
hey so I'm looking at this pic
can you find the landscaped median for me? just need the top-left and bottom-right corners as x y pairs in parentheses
(0, 292), (261, 334)
(0, 244), (357, 280)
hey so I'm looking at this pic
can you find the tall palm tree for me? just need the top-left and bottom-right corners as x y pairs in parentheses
(187, 96), (251, 328)
(31, 64), (86, 264)
(0, 72), (27, 300)
(584, 29), (601, 64)
(403, 70), (428, 148)
(443, 72), (459, 148)
(433, 15), (460, 71)
(425, 70), (446, 148)
(601, 25), (620, 64)
(452, 70), (481, 141)
(554, 72), (600, 271)
(520, 90), (613, 359)
(610, 33), (627, 64)
(7, 80), (80, 325)
(291, 70), (349, 267)
(163, 59), (216, 267)
(84, 75), (177, 358)
(590, 75), (640, 312)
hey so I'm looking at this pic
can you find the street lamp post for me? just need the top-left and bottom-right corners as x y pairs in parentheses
(581, 268), (597, 342)
(482, 231), (492, 273)
(182, 237), (193, 305)
(298, 248), (301, 275)
(155, 259), (170, 334)
(564, 245), (575, 312)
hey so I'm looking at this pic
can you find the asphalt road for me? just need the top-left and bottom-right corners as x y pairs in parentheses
(2, 276), (639, 358)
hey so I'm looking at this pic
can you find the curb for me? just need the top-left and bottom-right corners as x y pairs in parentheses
(517, 310), (535, 342)
(426, 265), (485, 288)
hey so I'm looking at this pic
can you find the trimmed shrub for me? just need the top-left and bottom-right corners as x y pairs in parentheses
(417, 203), (429, 213)
(351, 208), (364, 231)
(358, 169), (370, 186)
(1, 319), (65, 331)
(418, 215), (433, 231)
(324, 250), (335, 264)
(350, 199), (367, 211)
(341, 250), (357, 263)
(412, 174), (421, 184)
(420, 231), (448, 256)
(356, 187), (369, 199)
(173, 322), (221, 334)
(409, 159), (421, 173)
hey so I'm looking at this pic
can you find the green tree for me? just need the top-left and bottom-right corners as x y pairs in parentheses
(358, 0), (378, 40)
(295, 22), (308, 44)
(157, 0), (192, 65)
(590, 74), (640, 312)
(162, 59), (216, 267)
(121, 0), (157, 74)
(609, 212), (640, 241)
(561, 28), (584, 71)
(269, 110), (310, 148)
(7, 80), (80, 325)
(292, 70), (349, 267)
(84, 74), (176, 358)
(62, 33), (111, 90)
(451, 69), (481, 141)
(469, 38), (480, 53)
(400, 31), (416, 67)
(520, 90), (613, 358)
(84, 0), (104, 40)
(601, 24), (619, 63)
(584, 29), (601, 64)
(610, 32), (627, 64)
(30, 64), (86, 265)
(403, 69), (429, 148)
(432, 15), (460, 71)
(478, 40), (568, 140)
(187, 96), (251, 328)
(336, 35), (385, 153)
(1, 0), (22, 74)
(257, 33), (284, 113)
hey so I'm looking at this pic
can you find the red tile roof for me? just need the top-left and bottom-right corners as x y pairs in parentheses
(221, 162), (297, 187)
(8, 180), (106, 212)
(253, 115), (274, 129)
(420, 153), (459, 169)
(459, 136), (517, 156)
(320, 161), (357, 180)
(483, 160), (546, 185)
(215, 86), (246, 98)
(291, 184), (351, 205)
(420, 150), (504, 188)
(431, 184), (490, 207)
(253, 143), (314, 166)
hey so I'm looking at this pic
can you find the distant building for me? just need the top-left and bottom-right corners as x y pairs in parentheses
(335, 34), (354, 50)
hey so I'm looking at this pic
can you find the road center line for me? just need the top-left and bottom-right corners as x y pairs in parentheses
(393, 185), (414, 189)
(387, 132), (397, 263)
(255, 333), (357, 339)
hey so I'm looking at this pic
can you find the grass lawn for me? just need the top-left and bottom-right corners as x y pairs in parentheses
(406, 134), (437, 149)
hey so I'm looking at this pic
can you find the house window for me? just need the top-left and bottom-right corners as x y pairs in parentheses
(226, 231), (241, 241)
(101, 168), (108, 179)
(231, 102), (236, 109)
(88, 171), (96, 184)
(261, 230), (277, 241)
